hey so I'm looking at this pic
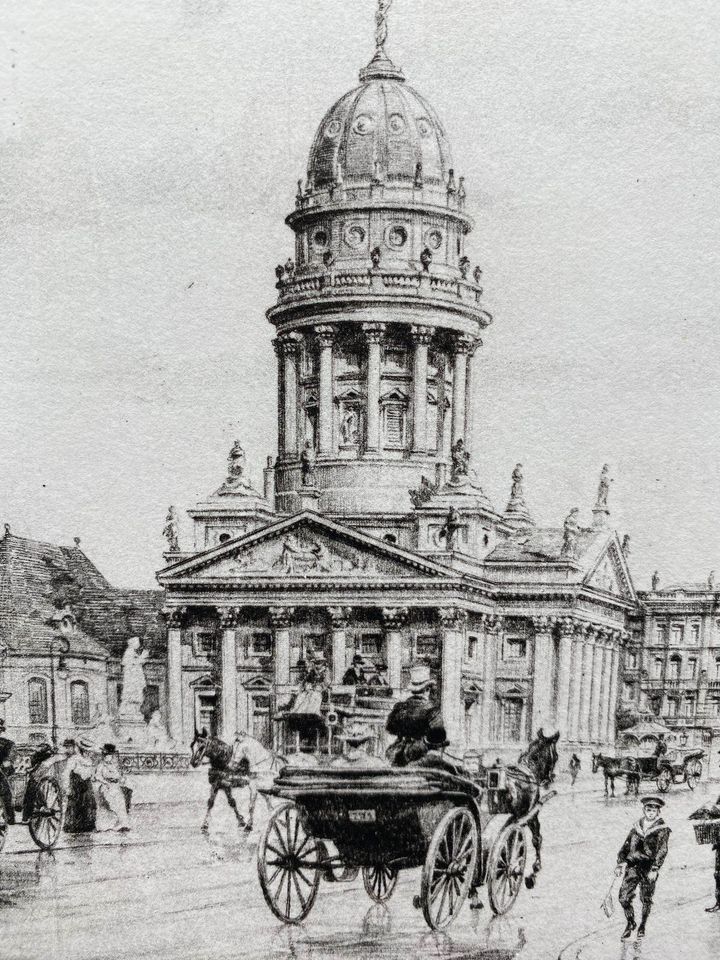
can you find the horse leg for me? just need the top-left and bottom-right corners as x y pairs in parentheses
(604, 772), (609, 797)
(245, 781), (258, 832)
(202, 783), (218, 832)
(610, 774), (616, 798)
(525, 815), (542, 889)
(223, 786), (247, 829)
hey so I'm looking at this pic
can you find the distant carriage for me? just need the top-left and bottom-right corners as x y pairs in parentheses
(0, 754), (64, 852)
(593, 746), (704, 796)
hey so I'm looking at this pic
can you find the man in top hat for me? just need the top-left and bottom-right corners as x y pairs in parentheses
(0, 718), (16, 825)
(385, 665), (447, 767)
(652, 733), (668, 773)
(342, 654), (367, 686)
(333, 721), (385, 768)
(615, 795), (671, 939)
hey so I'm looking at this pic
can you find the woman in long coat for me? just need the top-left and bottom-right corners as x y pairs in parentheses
(63, 738), (97, 833)
(94, 744), (130, 832)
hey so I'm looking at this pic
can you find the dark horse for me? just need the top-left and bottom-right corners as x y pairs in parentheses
(502, 729), (560, 889)
(592, 753), (640, 797)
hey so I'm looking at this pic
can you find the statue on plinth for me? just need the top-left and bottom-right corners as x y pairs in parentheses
(225, 440), (252, 489)
(595, 464), (612, 509)
(440, 506), (463, 551)
(651, 570), (660, 592)
(561, 508), (581, 560)
(300, 441), (317, 486)
(510, 463), (524, 501)
(162, 506), (179, 552)
(117, 637), (149, 724)
(449, 438), (471, 484)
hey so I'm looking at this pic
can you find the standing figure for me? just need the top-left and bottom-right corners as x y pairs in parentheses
(0, 718), (16, 826)
(651, 570), (660, 592)
(561, 508), (581, 559)
(510, 463), (524, 500)
(300, 440), (316, 486)
(385, 665), (446, 767)
(162, 506), (179, 552)
(616, 795), (671, 940)
(450, 438), (470, 482)
(440, 506), (463, 551)
(595, 463), (612, 509)
(652, 733), (668, 773)
(708, 837), (720, 913)
(118, 637), (149, 723)
(569, 753), (581, 786)
(63, 737), (98, 834)
(342, 654), (366, 686)
(94, 744), (131, 832)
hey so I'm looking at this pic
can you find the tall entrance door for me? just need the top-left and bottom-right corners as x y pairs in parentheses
(195, 690), (218, 736)
(250, 693), (271, 747)
(501, 698), (524, 743)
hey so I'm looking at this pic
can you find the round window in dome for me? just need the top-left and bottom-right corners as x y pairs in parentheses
(416, 117), (432, 138)
(325, 119), (342, 139)
(312, 229), (328, 250)
(427, 229), (443, 251)
(344, 224), (367, 249)
(352, 113), (375, 136)
(387, 225), (408, 249)
(388, 113), (406, 135)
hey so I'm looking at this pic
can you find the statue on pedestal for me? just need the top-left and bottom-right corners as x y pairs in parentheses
(225, 440), (252, 489)
(595, 464), (612, 509)
(440, 507), (463, 551)
(651, 570), (660, 592)
(300, 441), (316, 486)
(117, 637), (149, 723)
(162, 506), (179, 552)
(561, 508), (581, 560)
(449, 439), (471, 484)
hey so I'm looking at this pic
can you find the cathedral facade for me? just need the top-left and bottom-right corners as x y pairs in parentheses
(158, 24), (637, 759)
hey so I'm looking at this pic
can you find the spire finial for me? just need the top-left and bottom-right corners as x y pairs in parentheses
(375, 0), (392, 58)
(360, 0), (404, 83)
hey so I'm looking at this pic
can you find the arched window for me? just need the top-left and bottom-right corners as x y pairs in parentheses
(70, 680), (90, 726)
(28, 678), (48, 725)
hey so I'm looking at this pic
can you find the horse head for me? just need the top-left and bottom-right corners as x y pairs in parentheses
(591, 753), (602, 773)
(522, 729), (560, 788)
(190, 727), (210, 768)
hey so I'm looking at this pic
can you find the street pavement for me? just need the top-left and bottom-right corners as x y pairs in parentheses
(0, 774), (718, 960)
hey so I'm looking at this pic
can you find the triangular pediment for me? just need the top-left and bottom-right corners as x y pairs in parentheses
(158, 511), (456, 585)
(583, 535), (636, 602)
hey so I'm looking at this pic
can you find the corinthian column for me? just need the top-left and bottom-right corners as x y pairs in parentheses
(363, 323), (385, 454)
(270, 607), (295, 696)
(597, 636), (613, 746)
(451, 335), (473, 447)
(328, 606), (352, 683)
(219, 607), (240, 740)
(410, 326), (433, 455)
(605, 636), (622, 744)
(578, 628), (595, 744)
(279, 334), (302, 459)
(567, 625), (584, 742)
(316, 325), (335, 457)
(589, 629), (606, 742)
(464, 340), (479, 460)
(481, 615), (502, 744)
(439, 607), (468, 747)
(556, 618), (575, 742)
(382, 607), (409, 696)
(531, 617), (555, 736)
(164, 607), (185, 744)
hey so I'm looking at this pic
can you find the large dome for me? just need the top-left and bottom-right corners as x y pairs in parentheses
(307, 69), (453, 192)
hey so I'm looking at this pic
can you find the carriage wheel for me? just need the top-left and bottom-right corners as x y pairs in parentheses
(685, 759), (703, 790)
(487, 824), (528, 916)
(28, 777), (64, 851)
(656, 768), (672, 794)
(0, 801), (7, 854)
(363, 863), (399, 903)
(257, 802), (320, 924)
(420, 806), (478, 931)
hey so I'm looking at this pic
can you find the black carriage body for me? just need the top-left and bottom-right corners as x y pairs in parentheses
(267, 765), (483, 869)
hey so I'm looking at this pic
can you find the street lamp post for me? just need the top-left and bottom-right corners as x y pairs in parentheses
(49, 635), (70, 748)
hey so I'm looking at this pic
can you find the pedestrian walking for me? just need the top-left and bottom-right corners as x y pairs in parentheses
(94, 744), (131, 832)
(63, 737), (98, 834)
(569, 753), (581, 786)
(615, 795), (671, 940)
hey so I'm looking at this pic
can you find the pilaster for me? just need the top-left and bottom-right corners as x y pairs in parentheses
(219, 607), (241, 740)
(439, 607), (467, 747)
(382, 606), (409, 696)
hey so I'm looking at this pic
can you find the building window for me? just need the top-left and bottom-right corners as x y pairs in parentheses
(653, 657), (663, 679)
(251, 632), (272, 657)
(382, 403), (406, 447)
(28, 678), (48, 725)
(501, 699), (524, 743)
(142, 683), (160, 721)
(626, 651), (638, 669)
(70, 680), (90, 726)
(504, 637), (527, 660)
(668, 657), (681, 679)
(415, 635), (439, 662)
(667, 699), (678, 718)
(359, 632), (383, 659)
(690, 623), (700, 644)
(467, 635), (479, 661)
(715, 658), (720, 680)
(670, 624), (684, 645)
(655, 622), (667, 643)
(383, 345), (409, 371)
(688, 658), (697, 679)
(191, 630), (217, 658)
(684, 697), (695, 718)
(622, 682), (634, 701)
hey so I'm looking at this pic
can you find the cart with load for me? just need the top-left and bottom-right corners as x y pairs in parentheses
(257, 761), (548, 930)
(0, 755), (65, 852)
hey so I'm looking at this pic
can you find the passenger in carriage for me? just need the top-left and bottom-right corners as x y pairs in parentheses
(341, 654), (367, 686)
(332, 721), (386, 768)
(385, 665), (446, 767)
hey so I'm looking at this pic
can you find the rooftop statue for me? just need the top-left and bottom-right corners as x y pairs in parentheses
(561, 508), (581, 560)
(595, 463), (612, 510)
(162, 506), (179, 552)
(300, 441), (316, 487)
(510, 463), (524, 501)
(449, 438), (471, 484)
(651, 570), (660, 592)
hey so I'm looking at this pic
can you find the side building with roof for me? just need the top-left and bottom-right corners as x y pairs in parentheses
(0, 525), (165, 746)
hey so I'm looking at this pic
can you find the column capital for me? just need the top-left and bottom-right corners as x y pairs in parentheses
(276, 332), (303, 357)
(482, 613), (504, 633)
(557, 616), (577, 637)
(162, 606), (186, 628)
(362, 322), (386, 344)
(327, 606), (352, 629)
(532, 615), (556, 634)
(382, 606), (409, 629)
(219, 606), (242, 629)
(315, 324), (336, 348)
(410, 324), (434, 346)
(452, 333), (477, 357)
(269, 606), (295, 629)
(439, 607), (468, 630)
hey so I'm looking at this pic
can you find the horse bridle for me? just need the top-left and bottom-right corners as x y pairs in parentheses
(192, 733), (210, 767)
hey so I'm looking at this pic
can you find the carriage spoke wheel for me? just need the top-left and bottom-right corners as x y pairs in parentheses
(257, 802), (320, 924)
(363, 863), (398, 903)
(685, 760), (702, 790)
(487, 825), (527, 916)
(420, 807), (478, 931)
(28, 777), (64, 851)
(656, 768), (672, 794)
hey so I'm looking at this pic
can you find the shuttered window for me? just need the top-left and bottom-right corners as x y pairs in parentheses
(70, 680), (90, 725)
(384, 403), (405, 447)
(28, 678), (48, 725)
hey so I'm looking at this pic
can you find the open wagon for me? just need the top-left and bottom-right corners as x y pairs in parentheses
(257, 762), (542, 930)
(0, 758), (65, 852)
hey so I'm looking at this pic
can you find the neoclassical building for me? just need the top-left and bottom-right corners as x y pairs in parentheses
(158, 14), (637, 758)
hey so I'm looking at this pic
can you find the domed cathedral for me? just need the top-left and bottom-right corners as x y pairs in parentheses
(158, 4), (639, 763)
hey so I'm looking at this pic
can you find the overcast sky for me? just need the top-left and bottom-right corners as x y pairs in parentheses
(1, 0), (719, 590)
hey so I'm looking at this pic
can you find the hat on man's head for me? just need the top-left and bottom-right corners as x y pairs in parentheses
(101, 743), (117, 755)
(62, 738), (76, 748)
(340, 721), (374, 746)
(640, 795), (665, 809)
(424, 726), (450, 750)
(351, 654), (364, 666)
(408, 665), (435, 693)
(78, 736), (96, 752)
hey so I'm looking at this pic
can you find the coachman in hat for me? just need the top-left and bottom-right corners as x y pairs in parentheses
(615, 795), (671, 940)
(385, 665), (447, 767)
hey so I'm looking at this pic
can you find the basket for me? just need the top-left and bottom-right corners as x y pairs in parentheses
(693, 821), (720, 845)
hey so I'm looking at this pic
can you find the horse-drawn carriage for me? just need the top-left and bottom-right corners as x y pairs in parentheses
(593, 747), (705, 796)
(257, 733), (559, 931)
(0, 756), (65, 852)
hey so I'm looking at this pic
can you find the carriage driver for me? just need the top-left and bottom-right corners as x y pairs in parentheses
(385, 665), (447, 767)
(0, 718), (16, 825)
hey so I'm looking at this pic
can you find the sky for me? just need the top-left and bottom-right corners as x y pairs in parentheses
(1, 0), (719, 590)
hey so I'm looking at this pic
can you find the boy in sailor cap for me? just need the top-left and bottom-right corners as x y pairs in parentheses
(615, 795), (671, 940)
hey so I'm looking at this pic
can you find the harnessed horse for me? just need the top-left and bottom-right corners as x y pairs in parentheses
(592, 753), (640, 797)
(190, 729), (282, 833)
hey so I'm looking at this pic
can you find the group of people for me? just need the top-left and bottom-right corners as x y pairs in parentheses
(0, 718), (132, 836)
